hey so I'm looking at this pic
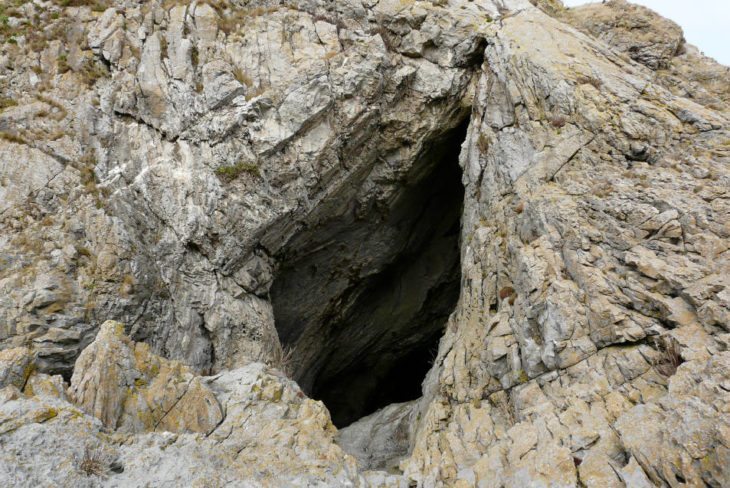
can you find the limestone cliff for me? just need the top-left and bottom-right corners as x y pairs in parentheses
(0, 0), (728, 486)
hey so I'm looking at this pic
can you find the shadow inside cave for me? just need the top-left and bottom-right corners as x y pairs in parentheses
(270, 121), (467, 428)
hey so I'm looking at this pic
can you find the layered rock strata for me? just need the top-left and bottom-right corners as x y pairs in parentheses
(0, 0), (728, 486)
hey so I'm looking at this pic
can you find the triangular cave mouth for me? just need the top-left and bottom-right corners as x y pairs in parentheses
(271, 120), (468, 428)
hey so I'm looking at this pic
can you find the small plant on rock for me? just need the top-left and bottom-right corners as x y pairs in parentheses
(79, 57), (109, 87)
(215, 160), (260, 182)
(576, 75), (602, 90)
(550, 115), (567, 128)
(477, 132), (490, 154)
(0, 97), (17, 111)
(652, 335), (683, 377)
(269, 344), (299, 377)
(497, 285), (518, 306)
(57, 53), (70, 74)
(76, 444), (115, 477)
(232, 66), (253, 87)
(0, 131), (28, 145)
(499, 286), (515, 300)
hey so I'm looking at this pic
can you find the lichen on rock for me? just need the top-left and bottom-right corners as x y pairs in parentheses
(0, 0), (728, 486)
(68, 320), (223, 434)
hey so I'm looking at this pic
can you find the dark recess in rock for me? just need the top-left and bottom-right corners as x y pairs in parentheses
(271, 121), (467, 427)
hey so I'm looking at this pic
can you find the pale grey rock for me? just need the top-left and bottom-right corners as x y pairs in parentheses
(338, 400), (417, 471)
(0, 347), (33, 390)
(0, 0), (728, 486)
(565, 0), (684, 70)
(0, 356), (369, 487)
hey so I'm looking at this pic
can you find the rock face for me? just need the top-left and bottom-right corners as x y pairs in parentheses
(563, 0), (730, 110)
(564, 0), (684, 70)
(0, 337), (375, 486)
(338, 400), (417, 471)
(69, 320), (223, 434)
(0, 0), (728, 486)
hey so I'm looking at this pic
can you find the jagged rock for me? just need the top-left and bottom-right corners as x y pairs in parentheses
(338, 400), (417, 471)
(68, 320), (223, 435)
(615, 352), (730, 486)
(0, 0), (728, 486)
(0, 347), (33, 390)
(564, 0), (684, 70)
(23, 373), (68, 400)
(562, 0), (730, 110)
(0, 355), (372, 486)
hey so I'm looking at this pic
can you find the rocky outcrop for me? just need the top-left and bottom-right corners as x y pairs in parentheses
(564, 0), (684, 70)
(563, 0), (730, 111)
(338, 400), (417, 471)
(400, 3), (729, 485)
(1, 326), (389, 486)
(68, 320), (223, 434)
(0, 0), (728, 486)
(615, 352), (730, 487)
(0, 347), (33, 390)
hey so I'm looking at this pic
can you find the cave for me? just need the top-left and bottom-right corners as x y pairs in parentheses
(270, 122), (467, 428)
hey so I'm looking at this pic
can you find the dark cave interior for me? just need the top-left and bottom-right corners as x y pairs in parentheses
(271, 122), (467, 428)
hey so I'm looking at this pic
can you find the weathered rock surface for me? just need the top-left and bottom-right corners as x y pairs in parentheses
(0, 0), (728, 486)
(69, 320), (223, 434)
(338, 400), (417, 471)
(563, 0), (730, 111)
(564, 0), (684, 70)
(1, 328), (385, 486)
(0, 346), (33, 390)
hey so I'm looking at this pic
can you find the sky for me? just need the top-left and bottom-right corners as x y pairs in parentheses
(561, 0), (730, 65)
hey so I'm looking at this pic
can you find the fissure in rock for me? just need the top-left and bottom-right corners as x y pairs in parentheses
(271, 122), (467, 428)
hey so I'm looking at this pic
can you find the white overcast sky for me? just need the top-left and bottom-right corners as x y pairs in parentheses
(562, 0), (729, 65)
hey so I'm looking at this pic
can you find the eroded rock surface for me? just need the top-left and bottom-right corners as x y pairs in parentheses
(563, 0), (730, 111)
(0, 0), (728, 486)
(338, 400), (417, 471)
(0, 340), (376, 486)
(69, 320), (223, 434)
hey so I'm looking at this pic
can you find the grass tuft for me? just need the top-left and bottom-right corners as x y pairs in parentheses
(215, 160), (260, 182)
(549, 115), (567, 128)
(653, 335), (683, 377)
(0, 97), (18, 111)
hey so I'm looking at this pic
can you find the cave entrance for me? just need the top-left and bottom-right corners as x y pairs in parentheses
(270, 121), (466, 428)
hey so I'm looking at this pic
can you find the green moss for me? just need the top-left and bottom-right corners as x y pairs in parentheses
(517, 369), (529, 384)
(0, 131), (28, 145)
(0, 97), (17, 111)
(272, 388), (283, 402)
(215, 161), (260, 182)
(57, 53), (70, 74)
